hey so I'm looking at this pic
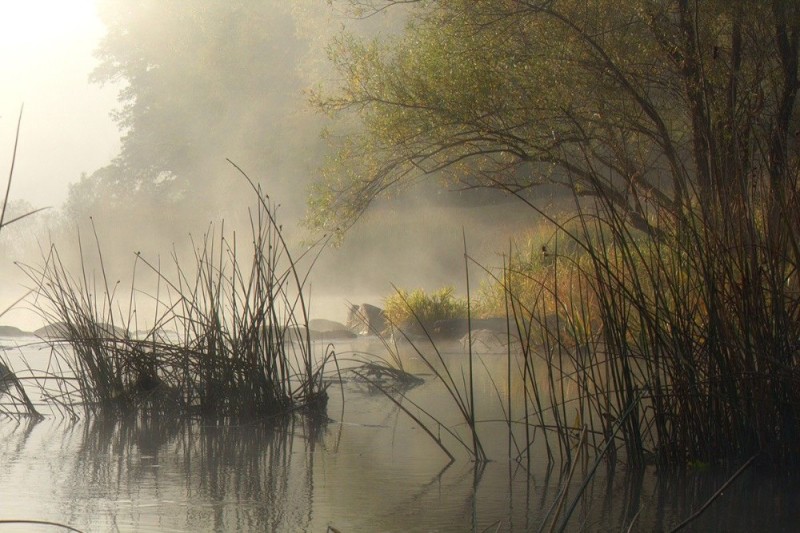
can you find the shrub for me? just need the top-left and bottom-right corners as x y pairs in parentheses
(383, 286), (467, 334)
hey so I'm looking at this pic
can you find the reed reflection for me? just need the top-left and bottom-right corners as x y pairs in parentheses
(61, 412), (329, 531)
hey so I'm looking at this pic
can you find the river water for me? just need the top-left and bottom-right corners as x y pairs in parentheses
(0, 334), (797, 532)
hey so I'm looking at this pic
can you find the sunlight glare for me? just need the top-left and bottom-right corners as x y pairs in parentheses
(0, 0), (118, 207)
(0, 0), (98, 49)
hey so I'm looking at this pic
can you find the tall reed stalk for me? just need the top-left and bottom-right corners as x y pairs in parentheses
(0, 108), (47, 418)
(357, 256), (488, 462)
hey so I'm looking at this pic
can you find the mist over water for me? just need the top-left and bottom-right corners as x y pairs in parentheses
(0, 0), (537, 331)
(0, 4), (797, 532)
(0, 336), (795, 532)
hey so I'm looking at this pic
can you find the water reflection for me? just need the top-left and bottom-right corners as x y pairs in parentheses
(63, 413), (328, 531)
(0, 339), (797, 531)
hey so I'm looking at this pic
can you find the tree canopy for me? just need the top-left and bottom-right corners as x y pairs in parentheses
(310, 0), (800, 235)
(69, 0), (321, 230)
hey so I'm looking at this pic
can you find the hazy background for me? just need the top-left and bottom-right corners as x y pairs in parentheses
(0, 0), (119, 205)
(0, 0), (537, 330)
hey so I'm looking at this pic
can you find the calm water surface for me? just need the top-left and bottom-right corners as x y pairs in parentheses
(0, 335), (798, 532)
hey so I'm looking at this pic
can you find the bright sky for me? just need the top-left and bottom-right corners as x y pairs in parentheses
(0, 0), (120, 207)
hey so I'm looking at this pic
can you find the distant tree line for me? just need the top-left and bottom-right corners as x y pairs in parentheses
(66, 0), (323, 235)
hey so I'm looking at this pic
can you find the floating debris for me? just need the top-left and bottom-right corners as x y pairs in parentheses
(347, 362), (423, 391)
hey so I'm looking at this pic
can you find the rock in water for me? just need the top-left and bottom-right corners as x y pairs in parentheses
(308, 318), (349, 332)
(0, 325), (30, 337)
(346, 303), (386, 336)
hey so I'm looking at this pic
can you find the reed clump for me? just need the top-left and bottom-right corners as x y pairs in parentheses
(377, 175), (800, 471)
(383, 286), (468, 335)
(486, 180), (800, 469)
(19, 183), (331, 419)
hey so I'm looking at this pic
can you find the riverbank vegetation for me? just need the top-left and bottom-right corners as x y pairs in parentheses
(315, 0), (800, 468)
(383, 286), (467, 334)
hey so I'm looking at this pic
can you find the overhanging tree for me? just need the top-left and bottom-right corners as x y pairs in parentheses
(309, 0), (800, 466)
(309, 0), (799, 236)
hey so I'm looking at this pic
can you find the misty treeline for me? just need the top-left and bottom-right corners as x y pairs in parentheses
(69, 1), (320, 231)
(0, 0), (403, 275)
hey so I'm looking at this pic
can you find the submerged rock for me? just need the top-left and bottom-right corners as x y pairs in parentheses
(308, 318), (348, 332)
(34, 321), (127, 339)
(0, 325), (31, 337)
(284, 325), (356, 342)
(33, 322), (70, 338)
(433, 317), (508, 339)
(307, 319), (357, 340)
(311, 329), (357, 341)
(459, 328), (515, 353)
